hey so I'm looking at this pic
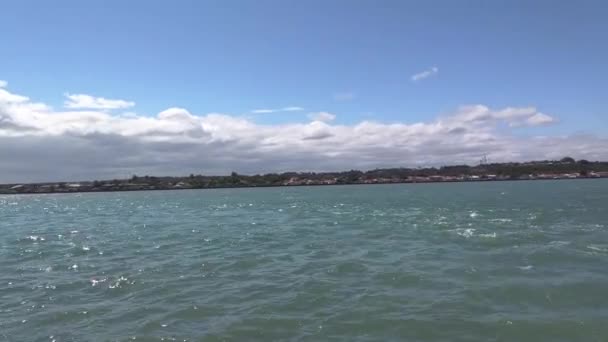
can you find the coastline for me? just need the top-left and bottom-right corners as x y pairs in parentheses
(1, 174), (606, 196)
(3, 159), (608, 195)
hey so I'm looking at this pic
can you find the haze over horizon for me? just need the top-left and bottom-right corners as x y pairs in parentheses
(1, 0), (607, 183)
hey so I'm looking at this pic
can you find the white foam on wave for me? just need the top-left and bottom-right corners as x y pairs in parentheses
(435, 216), (448, 225)
(90, 277), (108, 286)
(548, 240), (571, 247)
(453, 228), (496, 239)
(587, 245), (608, 253)
(478, 232), (497, 238)
(489, 218), (512, 223)
(26, 235), (45, 242)
(518, 265), (534, 270)
(109, 276), (134, 289)
(469, 211), (479, 218)
(457, 228), (476, 238)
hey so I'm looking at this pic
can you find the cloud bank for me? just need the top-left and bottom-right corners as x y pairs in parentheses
(0, 81), (606, 183)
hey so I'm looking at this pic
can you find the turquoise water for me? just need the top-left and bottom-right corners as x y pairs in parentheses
(1, 180), (608, 341)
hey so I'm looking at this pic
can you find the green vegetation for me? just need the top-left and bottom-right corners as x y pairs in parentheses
(1, 158), (608, 194)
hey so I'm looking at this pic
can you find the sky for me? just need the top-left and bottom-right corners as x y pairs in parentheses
(1, 0), (607, 183)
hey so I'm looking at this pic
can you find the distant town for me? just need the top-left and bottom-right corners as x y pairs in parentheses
(1, 157), (607, 195)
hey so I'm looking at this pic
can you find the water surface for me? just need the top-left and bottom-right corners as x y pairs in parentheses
(1, 180), (608, 341)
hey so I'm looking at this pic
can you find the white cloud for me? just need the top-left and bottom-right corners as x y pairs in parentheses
(64, 93), (135, 110)
(411, 66), (439, 82)
(0, 81), (603, 183)
(333, 92), (355, 101)
(250, 109), (274, 114)
(251, 106), (304, 114)
(446, 105), (556, 127)
(283, 106), (304, 111)
(0, 81), (29, 103)
(308, 111), (336, 122)
(526, 112), (556, 126)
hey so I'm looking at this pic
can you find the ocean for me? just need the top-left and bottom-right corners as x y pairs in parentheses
(1, 180), (607, 341)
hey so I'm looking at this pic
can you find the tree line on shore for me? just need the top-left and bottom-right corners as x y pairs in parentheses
(2, 157), (607, 194)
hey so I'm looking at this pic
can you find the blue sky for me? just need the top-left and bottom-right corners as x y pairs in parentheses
(1, 1), (607, 181)
(2, 0), (606, 130)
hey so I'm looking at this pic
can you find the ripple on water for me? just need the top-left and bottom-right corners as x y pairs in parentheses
(586, 245), (608, 253)
(333, 260), (369, 275)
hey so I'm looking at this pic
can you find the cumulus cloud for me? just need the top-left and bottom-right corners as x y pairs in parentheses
(0, 80), (7, 88)
(308, 111), (336, 122)
(0, 88), (29, 104)
(411, 66), (439, 82)
(64, 93), (135, 110)
(0, 82), (604, 183)
(251, 106), (304, 114)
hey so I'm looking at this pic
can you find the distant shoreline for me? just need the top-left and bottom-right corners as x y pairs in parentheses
(2, 172), (607, 196)
(3, 158), (608, 195)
